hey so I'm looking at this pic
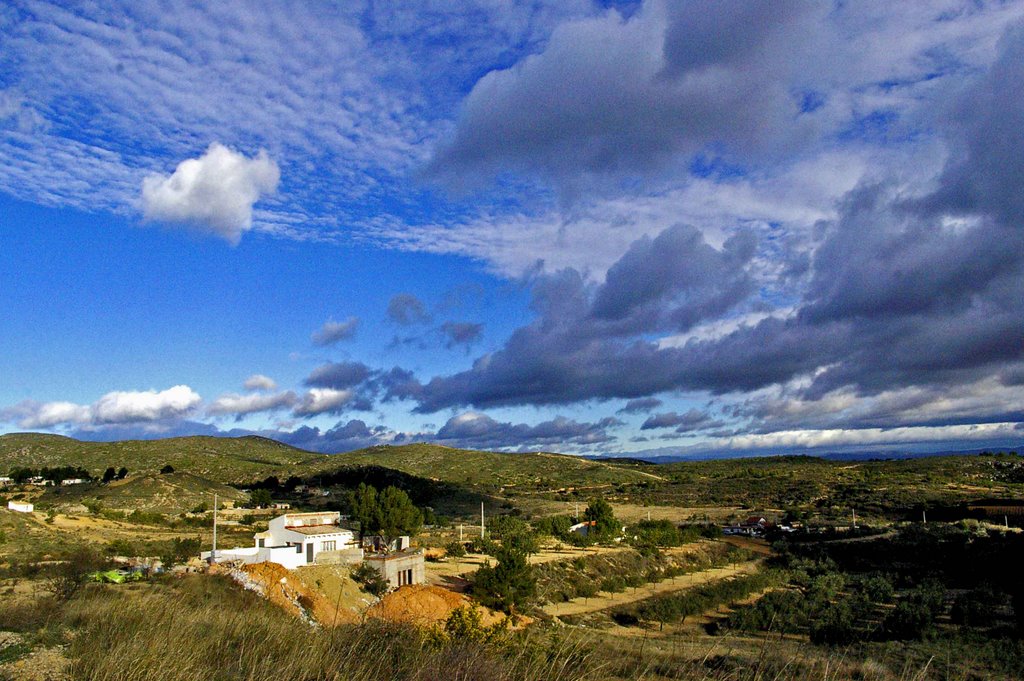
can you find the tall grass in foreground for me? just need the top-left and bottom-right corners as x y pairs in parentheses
(6, 575), (944, 681)
(60, 576), (596, 681)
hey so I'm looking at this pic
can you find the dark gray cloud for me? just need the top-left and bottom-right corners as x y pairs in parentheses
(433, 413), (616, 450)
(440, 321), (483, 349)
(426, 1), (825, 187)
(591, 225), (755, 333)
(311, 317), (359, 346)
(387, 293), (431, 325)
(618, 397), (663, 414)
(272, 420), (395, 454)
(640, 409), (716, 432)
(392, 26), (1024, 422)
(660, 2), (812, 78)
(305, 361), (373, 390)
(922, 22), (1024, 230)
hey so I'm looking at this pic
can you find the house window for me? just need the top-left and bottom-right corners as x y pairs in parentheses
(296, 543), (302, 554)
(322, 540), (336, 552)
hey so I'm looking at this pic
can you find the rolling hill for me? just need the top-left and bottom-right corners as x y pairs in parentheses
(0, 432), (326, 483)
(52, 471), (249, 514)
(0, 434), (662, 491)
(325, 443), (665, 489)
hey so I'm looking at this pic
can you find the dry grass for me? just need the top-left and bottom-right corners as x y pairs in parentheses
(59, 576), (597, 681)
(0, 574), (946, 681)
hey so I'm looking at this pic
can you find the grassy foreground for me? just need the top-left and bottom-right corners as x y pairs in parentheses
(0, 573), (944, 681)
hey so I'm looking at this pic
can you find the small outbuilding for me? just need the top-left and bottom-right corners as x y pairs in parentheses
(7, 501), (34, 513)
(363, 549), (425, 589)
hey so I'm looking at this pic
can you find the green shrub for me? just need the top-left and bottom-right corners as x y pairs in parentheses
(472, 548), (536, 614)
(445, 540), (467, 559)
(860, 574), (894, 603)
(808, 600), (856, 645)
(883, 601), (933, 640)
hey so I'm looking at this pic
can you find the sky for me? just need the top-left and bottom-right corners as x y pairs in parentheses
(1, 0), (1022, 458)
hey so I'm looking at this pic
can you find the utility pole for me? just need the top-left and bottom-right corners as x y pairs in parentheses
(211, 493), (218, 564)
(852, 508), (857, 529)
(459, 524), (463, 541)
(1006, 515), (1010, 530)
(480, 502), (485, 539)
(922, 509), (927, 524)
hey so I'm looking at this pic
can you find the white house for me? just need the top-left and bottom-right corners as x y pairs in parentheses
(203, 511), (360, 569)
(7, 501), (33, 513)
(0, 476), (13, 486)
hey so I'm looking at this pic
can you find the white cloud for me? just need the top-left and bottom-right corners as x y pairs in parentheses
(293, 388), (354, 416)
(711, 422), (1023, 451)
(243, 374), (278, 391)
(91, 385), (201, 424)
(2, 385), (201, 429)
(208, 391), (298, 418)
(311, 317), (359, 346)
(1, 401), (91, 429)
(141, 143), (280, 243)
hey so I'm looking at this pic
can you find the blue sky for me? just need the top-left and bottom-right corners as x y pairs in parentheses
(1, 1), (1022, 457)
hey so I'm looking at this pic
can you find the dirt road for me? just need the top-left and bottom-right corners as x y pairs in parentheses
(542, 560), (762, 618)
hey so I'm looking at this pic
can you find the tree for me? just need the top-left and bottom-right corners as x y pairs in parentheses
(160, 464), (175, 475)
(445, 540), (467, 559)
(159, 537), (201, 568)
(489, 515), (539, 555)
(47, 546), (106, 601)
(472, 547), (536, 614)
(377, 486), (423, 541)
(102, 467), (117, 483)
(533, 514), (573, 538)
(348, 482), (379, 532)
(116, 467), (128, 479)
(584, 497), (619, 539)
(348, 483), (423, 547)
(809, 600), (857, 645)
(11, 467), (36, 484)
(248, 488), (272, 509)
(884, 601), (933, 640)
(352, 562), (390, 597)
(633, 519), (683, 548)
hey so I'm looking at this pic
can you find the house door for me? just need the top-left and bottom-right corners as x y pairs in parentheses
(306, 543), (313, 563)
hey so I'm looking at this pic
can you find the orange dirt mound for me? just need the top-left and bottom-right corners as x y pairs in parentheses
(238, 562), (360, 626)
(367, 584), (518, 628)
(367, 584), (466, 625)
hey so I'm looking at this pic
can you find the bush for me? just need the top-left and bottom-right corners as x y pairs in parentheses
(909, 578), (946, 617)
(861, 574), (894, 603)
(352, 562), (390, 597)
(951, 585), (1001, 627)
(600, 576), (626, 593)
(808, 600), (857, 645)
(46, 546), (107, 601)
(445, 540), (467, 559)
(248, 489), (272, 509)
(533, 514), (573, 538)
(884, 601), (933, 640)
(159, 537), (201, 568)
(632, 519), (683, 547)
